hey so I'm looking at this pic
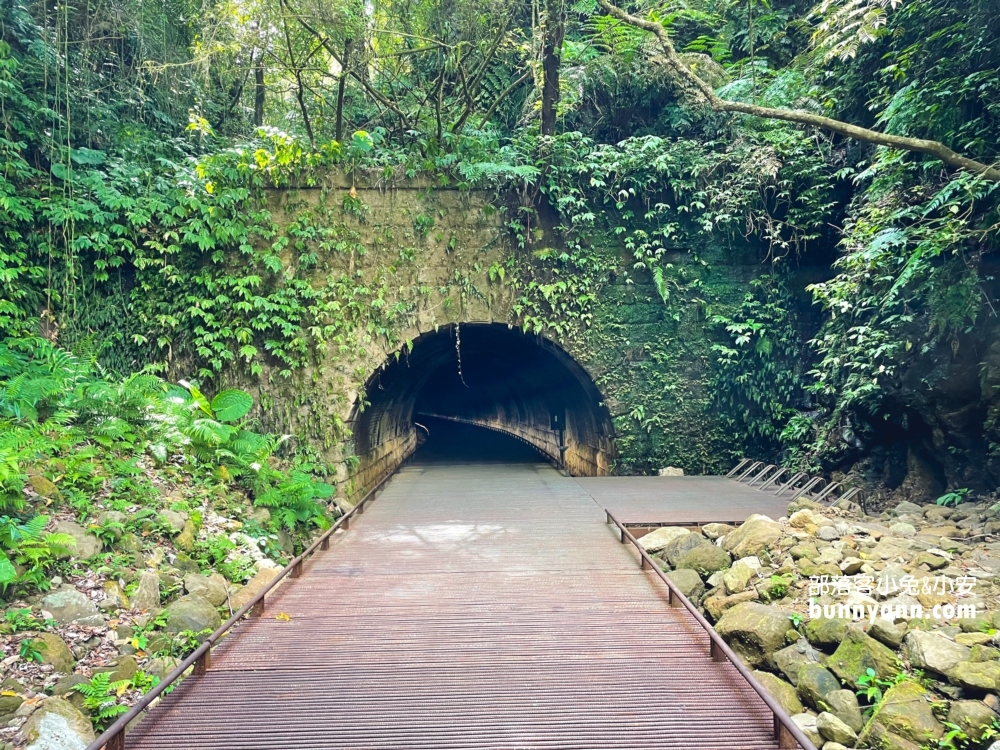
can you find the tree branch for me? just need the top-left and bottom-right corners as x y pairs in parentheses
(597, 0), (1000, 182)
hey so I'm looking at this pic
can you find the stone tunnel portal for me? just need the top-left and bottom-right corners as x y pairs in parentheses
(349, 324), (616, 491)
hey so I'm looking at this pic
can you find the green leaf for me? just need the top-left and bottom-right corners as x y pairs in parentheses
(210, 389), (254, 422)
(0, 551), (16, 584)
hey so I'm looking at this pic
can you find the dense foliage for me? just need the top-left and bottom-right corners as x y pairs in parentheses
(1, 0), (999, 497)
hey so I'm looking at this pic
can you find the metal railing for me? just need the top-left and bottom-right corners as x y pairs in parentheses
(728, 457), (868, 510)
(86, 468), (398, 750)
(605, 510), (817, 750)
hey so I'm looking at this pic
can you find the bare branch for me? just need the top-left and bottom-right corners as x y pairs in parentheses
(596, 0), (1000, 182)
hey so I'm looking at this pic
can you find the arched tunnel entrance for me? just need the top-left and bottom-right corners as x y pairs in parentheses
(349, 324), (616, 492)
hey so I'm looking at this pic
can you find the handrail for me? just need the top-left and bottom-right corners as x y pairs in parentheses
(87, 467), (399, 750)
(736, 460), (764, 481)
(758, 466), (789, 490)
(726, 458), (752, 478)
(774, 471), (809, 496)
(745, 464), (776, 485)
(605, 510), (816, 750)
(790, 476), (826, 501)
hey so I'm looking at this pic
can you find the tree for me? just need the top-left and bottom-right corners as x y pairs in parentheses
(596, 0), (1000, 181)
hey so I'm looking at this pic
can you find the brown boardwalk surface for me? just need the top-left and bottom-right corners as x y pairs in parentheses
(126, 460), (782, 750)
(576, 475), (790, 526)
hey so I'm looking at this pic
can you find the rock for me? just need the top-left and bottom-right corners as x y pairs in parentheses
(0, 693), (24, 722)
(49, 676), (86, 697)
(790, 543), (819, 561)
(637, 527), (691, 553)
(867, 724), (923, 750)
(33, 634), (74, 673)
(971, 645), (1000, 662)
(904, 630), (971, 675)
(658, 466), (684, 476)
(52, 521), (102, 560)
(947, 660), (1000, 691)
(665, 569), (704, 601)
(703, 590), (758, 620)
(839, 557), (864, 575)
(40, 585), (103, 627)
(662, 532), (711, 567)
(230, 567), (281, 611)
(913, 551), (949, 570)
(159, 510), (188, 535)
(94, 511), (126, 539)
(28, 474), (62, 501)
(872, 538), (914, 560)
(94, 655), (138, 683)
(722, 515), (782, 558)
(145, 656), (181, 681)
(170, 552), (200, 575)
(162, 594), (221, 636)
(131, 570), (161, 612)
(890, 522), (917, 537)
(677, 544), (731, 576)
(791, 713), (823, 748)
(828, 625), (901, 683)
(797, 662), (842, 710)
(817, 712), (858, 745)
(722, 558), (758, 594)
(715, 602), (793, 669)
(869, 619), (906, 648)
(753, 670), (803, 716)
(21, 697), (95, 749)
(774, 640), (824, 685)
(174, 520), (196, 552)
(184, 573), (229, 607)
(701, 523), (733, 541)
(824, 689), (863, 732)
(869, 680), (943, 745)
(817, 526), (840, 542)
(948, 700), (998, 742)
(100, 581), (128, 611)
(957, 632), (995, 646)
(893, 501), (924, 515)
(805, 618), (850, 649)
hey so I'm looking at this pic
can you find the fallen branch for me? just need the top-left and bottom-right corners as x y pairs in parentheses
(597, 0), (1000, 182)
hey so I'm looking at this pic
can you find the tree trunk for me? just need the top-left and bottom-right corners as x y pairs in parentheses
(253, 58), (265, 127)
(336, 39), (351, 142)
(540, 0), (564, 136)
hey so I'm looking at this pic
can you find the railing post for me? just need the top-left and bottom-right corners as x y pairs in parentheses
(357, 500), (365, 515)
(775, 716), (796, 749)
(195, 650), (211, 675)
(342, 516), (350, 531)
(709, 640), (726, 662)
(321, 536), (330, 551)
(250, 597), (264, 618)
(108, 732), (126, 750)
(640, 556), (651, 570)
(620, 529), (628, 544)
(291, 561), (303, 579)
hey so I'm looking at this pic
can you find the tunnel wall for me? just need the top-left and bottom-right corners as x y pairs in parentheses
(253, 171), (766, 498)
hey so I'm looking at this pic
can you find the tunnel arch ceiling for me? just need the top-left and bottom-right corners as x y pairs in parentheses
(349, 324), (617, 490)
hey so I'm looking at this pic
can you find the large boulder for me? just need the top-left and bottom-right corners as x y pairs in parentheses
(817, 712), (858, 746)
(637, 526), (690, 553)
(904, 630), (971, 675)
(665, 568), (704, 601)
(827, 625), (901, 683)
(662, 532), (712, 567)
(796, 662), (842, 710)
(715, 602), (791, 669)
(948, 701), (999, 742)
(40, 585), (103, 627)
(773, 640), (824, 686)
(790, 713), (822, 748)
(753, 670), (803, 716)
(52, 521), (102, 560)
(34, 633), (74, 673)
(162, 594), (221, 636)
(804, 618), (850, 649)
(722, 558), (759, 595)
(825, 689), (864, 733)
(677, 544), (731, 576)
(722, 515), (782, 558)
(230, 566), (281, 611)
(947, 660), (1000, 691)
(867, 680), (943, 745)
(158, 510), (188, 535)
(174, 520), (197, 552)
(130, 570), (161, 612)
(184, 572), (229, 607)
(22, 696), (96, 750)
(869, 618), (906, 648)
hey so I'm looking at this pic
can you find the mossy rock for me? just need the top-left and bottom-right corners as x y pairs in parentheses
(827, 625), (901, 684)
(804, 618), (849, 648)
(866, 680), (943, 745)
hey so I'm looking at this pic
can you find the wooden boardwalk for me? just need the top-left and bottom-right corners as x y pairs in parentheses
(120, 459), (797, 749)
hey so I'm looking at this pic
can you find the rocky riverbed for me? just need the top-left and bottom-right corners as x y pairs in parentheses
(639, 496), (1000, 749)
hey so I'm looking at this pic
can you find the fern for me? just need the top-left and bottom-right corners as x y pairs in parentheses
(71, 672), (132, 729)
(811, 0), (904, 61)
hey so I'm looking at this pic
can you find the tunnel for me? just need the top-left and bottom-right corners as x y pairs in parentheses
(348, 324), (616, 491)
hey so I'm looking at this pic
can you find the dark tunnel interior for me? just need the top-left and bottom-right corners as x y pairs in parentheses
(349, 324), (616, 489)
